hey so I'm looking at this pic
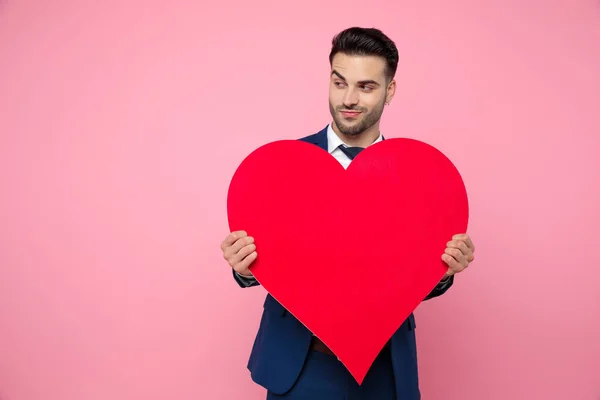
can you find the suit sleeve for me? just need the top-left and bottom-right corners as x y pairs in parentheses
(423, 275), (454, 301)
(232, 269), (261, 288)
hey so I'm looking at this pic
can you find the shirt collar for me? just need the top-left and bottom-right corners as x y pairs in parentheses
(326, 123), (383, 154)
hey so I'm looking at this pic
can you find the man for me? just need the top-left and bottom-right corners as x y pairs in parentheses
(220, 27), (475, 400)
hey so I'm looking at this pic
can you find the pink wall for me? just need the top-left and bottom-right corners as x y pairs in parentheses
(1, 1), (599, 399)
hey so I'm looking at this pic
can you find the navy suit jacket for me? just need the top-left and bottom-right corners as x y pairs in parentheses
(232, 125), (454, 399)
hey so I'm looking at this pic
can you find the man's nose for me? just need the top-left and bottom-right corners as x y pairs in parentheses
(342, 88), (359, 108)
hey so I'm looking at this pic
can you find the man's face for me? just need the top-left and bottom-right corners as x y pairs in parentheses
(328, 53), (394, 136)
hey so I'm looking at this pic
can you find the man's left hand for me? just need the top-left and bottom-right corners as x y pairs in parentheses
(442, 233), (475, 277)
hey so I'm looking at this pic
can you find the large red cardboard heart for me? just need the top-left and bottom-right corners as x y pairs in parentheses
(227, 138), (469, 384)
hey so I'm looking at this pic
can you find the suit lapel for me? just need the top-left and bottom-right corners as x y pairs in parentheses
(301, 125), (385, 152)
(300, 125), (328, 151)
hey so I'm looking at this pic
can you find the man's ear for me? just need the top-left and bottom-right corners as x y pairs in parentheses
(386, 79), (396, 104)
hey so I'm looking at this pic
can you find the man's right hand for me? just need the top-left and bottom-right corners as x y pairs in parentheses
(221, 230), (257, 277)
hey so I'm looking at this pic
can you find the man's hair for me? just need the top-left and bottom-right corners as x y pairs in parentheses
(329, 27), (399, 81)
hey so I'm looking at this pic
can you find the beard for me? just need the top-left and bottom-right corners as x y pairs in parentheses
(329, 100), (385, 136)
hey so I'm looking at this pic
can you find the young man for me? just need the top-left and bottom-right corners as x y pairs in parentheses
(220, 27), (475, 400)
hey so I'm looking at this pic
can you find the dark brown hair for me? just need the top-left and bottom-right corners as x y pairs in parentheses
(329, 27), (399, 81)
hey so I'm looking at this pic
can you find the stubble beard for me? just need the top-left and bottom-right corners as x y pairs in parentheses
(329, 101), (385, 137)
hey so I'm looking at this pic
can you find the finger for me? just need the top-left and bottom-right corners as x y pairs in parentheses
(235, 251), (258, 273)
(446, 240), (469, 255)
(221, 230), (247, 250)
(453, 233), (475, 251)
(450, 235), (475, 263)
(465, 236), (474, 251)
(442, 253), (461, 272)
(224, 236), (254, 259)
(230, 243), (257, 266)
(445, 248), (468, 268)
(445, 247), (464, 261)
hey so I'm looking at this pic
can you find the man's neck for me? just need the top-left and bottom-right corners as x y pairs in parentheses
(331, 121), (380, 148)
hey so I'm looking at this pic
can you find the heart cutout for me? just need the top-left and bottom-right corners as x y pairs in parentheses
(227, 138), (469, 384)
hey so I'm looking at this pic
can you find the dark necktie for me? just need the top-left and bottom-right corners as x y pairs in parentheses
(338, 145), (364, 160)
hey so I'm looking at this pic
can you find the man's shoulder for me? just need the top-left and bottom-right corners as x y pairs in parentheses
(298, 132), (321, 143)
(298, 125), (328, 144)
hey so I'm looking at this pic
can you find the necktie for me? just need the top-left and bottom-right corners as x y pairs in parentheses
(338, 145), (364, 160)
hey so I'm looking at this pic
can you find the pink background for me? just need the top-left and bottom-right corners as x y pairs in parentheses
(1, 0), (599, 399)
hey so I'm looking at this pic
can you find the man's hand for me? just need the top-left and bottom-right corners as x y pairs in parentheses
(221, 230), (257, 277)
(442, 233), (475, 277)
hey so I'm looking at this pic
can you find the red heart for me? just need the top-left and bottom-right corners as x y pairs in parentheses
(227, 138), (469, 384)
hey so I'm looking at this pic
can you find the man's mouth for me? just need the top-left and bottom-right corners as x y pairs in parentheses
(340, 110), (361, 119)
